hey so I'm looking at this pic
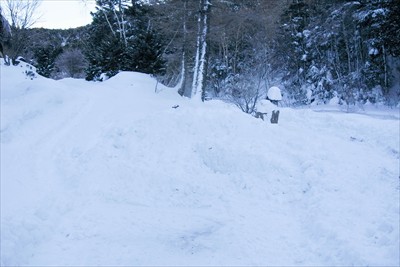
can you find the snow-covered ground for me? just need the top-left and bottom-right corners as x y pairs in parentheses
(1, 62), (399, 266)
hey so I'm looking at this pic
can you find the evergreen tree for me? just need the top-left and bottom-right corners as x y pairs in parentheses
(273, 0), (399, 105)
(33, 45), (63, 78)
(276, 0), (314, 104)
(83, 0), (166, 81)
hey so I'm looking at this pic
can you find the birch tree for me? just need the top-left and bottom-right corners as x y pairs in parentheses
(95, 0), (129, 46)
(190, 0), (210, 101)
(177, 0), (211, 100)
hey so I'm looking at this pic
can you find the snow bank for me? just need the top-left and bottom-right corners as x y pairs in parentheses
(1, 63), (399, 266)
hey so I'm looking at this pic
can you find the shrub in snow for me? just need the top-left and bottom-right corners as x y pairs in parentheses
(54, 49), (88, 79)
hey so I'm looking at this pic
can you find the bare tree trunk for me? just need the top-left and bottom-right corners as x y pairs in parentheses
(177, 0), (188, 94)
(113, 0), (127, 46)
(191, 3), (202, 95)
(342, 21), (352, 74)
(382, 44), (388, 92)
(179, 0), (194, 98)
(102, 10), (116, 37)
(97, 0), (128, 46)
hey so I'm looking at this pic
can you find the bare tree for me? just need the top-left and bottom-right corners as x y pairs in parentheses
(227, 66), (265, 114)
(54, 49), (88, 79)
(3, 0), (41, 29)
(1, 0), (41, 64)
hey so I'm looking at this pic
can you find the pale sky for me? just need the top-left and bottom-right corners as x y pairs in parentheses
(34, 0), (97, 29)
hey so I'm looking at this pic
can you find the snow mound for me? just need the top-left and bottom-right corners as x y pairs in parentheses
(103, 71), (155, 86)
(1, 63), (399, 266)
(267, 86), (282, 101)
(256, 99), (277, 114)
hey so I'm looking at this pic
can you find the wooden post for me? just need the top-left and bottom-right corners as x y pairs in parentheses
(270, 110), (280, 124)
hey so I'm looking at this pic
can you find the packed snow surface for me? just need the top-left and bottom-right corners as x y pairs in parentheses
(1, 62), (399, 266)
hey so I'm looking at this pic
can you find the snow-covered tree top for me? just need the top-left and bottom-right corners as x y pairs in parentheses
(267, 86), (282, 101)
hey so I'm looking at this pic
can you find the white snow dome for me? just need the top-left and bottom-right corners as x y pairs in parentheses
(267, 86), (282, 101)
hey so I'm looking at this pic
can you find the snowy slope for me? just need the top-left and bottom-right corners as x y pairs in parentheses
(1, 62), (399, 266)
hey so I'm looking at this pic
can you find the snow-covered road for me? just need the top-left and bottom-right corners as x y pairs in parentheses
(1, 63), (399, 266)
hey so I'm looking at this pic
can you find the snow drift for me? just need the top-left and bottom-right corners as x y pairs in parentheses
(1, 62), (399, 266)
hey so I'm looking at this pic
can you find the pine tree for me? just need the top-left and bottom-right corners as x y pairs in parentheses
(83, 0), (166, 80)
(276, 0), (313, 104)
(33, 45), (63, 78)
